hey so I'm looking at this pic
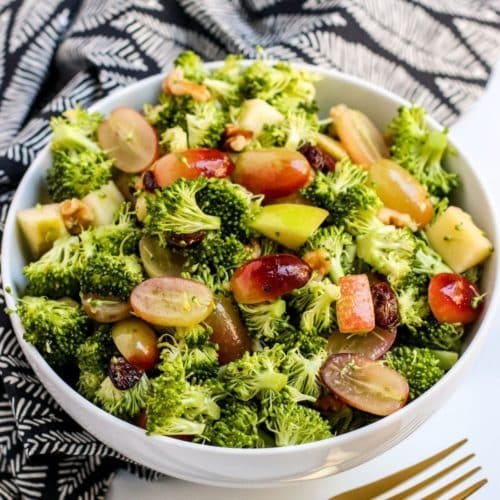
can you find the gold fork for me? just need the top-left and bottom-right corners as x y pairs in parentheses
(332, 439), (487, 500)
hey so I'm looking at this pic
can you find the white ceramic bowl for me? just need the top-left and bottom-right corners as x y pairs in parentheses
(3, 62), (500, 487)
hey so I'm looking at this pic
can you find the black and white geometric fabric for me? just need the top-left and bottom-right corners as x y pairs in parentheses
(1, 0), (500, 497)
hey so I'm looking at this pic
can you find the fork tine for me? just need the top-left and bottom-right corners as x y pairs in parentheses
(420, 466), (481, 500)
(386, 454), (475, 500)
(331, 439), (467, 500)
(449, 478), (488, 500)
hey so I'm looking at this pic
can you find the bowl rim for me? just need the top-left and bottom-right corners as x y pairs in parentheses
(3, 60), (500, 459)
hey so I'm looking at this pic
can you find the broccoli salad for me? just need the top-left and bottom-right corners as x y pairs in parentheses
(13, 51), (493, 448)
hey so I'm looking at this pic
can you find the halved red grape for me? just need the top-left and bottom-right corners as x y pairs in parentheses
(112, 318), (159, 371)
(139, 236), (186, 278)
(153, 148), (234, 187)
(327, 327), (397, 360)
(233, 149), (312, 199)
(205, 297), (252, 365)
(98, 107), (159, 173)
(130, 277), (215, 327)
(81, 294), (131, 323)
(230, 254), (312, 304)
(320, 353), (409, 416)
(428, 273), (483, 324)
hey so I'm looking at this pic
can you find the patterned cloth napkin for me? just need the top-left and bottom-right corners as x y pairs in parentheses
(1, 1), (500, 498)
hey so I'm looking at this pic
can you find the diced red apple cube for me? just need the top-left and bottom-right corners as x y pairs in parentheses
(336, 274), (375, 334)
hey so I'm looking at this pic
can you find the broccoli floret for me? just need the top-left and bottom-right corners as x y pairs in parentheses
(144, 94), (196, 135)
(182, 232), (253, 293)
(301, 225), (356, 283)
(78, 206), (143, 300)
(356, 224), (416, 284)
(261, 389), (332, 446)
(282, 348), (326, 399)
(385, 346), (449, 399)
(239, 299), (293, 344)
(16, 296), (89, 367)
(159, 330), (219, 381)
(180, 341), (219, 381)
(174, 50), (208, 83)
(80, 203), (140, 256)
(79, 253), (144, 301)
(76, 325), (116, 402)
(203, 55), (245, 107)
(146, 349), (220, 436)
(241, 60), (292, 103)
(402, 318), (464, 352)
(197, 178), (263, 241)
(200, 400), (264, 448)
(144, 177), (221, 244)
(95, 374), (151, 419)
(23, 235), (81, 298)
(186, 101), (226, 149)
(241, 61), (319, 114)
(218, 345), (287, 401)
(258, 237), (280, 256)
(174, 323), (212, 346)
(289, 278), (340, 335)
(280, 327), (328, 357)
(210, 54), (244, 84)
(413, 235), (452, 276)
(203, 78), (241, 107)
(159, 126), (188, 154)
(47, 149), (113, 202)
(172, 325), (218, 382)
(462, 265), (482, 285)
(394, 273), (430, 329)
(388, 106), (459, 198)
(301, 158), (381, 222)
(258, 109), (319, 150)
(50, 105), (102, 152)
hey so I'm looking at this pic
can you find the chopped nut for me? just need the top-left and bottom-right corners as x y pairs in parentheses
(246, 239), (261, 260)
(162, 67), (211, 102)
(302, 248), (331, 279)
(378, 207), (418, 231)
(224, 124), (254, 152)
(60, 198), (94, 234)
(329, 104), (348, 121)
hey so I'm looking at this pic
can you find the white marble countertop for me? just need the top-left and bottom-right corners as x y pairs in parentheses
(108, 62), (500, 500)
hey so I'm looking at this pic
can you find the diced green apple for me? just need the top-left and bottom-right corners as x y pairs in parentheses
(237, 99), (284, 136)
(426, 206), (493, 273)
(249, 203), (328, 249)
(82, 181), (125, 226)
(17, 203), (68, 258)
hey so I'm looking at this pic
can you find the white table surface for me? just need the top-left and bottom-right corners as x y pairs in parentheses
(108, 63), (500, 500)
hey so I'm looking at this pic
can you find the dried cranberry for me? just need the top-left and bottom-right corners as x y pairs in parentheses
(166, 230), (206, 248)
(316, 394), (346, 414)
(371, 282), (400, 329)
(298, 143), (336, 172)
(142, 170), (160, 192)
(108, 356), (143, 390)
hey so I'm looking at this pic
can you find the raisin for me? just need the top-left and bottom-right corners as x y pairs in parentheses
(166, 230), (206, 248)
(108, 356), (143, 390)
(142, 170), (160, 192)
(298, 143), (336, 172)
(371, 282), (400, 329)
